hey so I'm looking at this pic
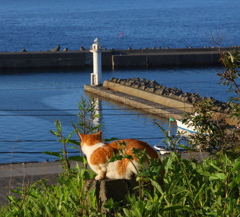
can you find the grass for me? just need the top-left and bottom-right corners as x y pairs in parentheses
(0, 151), (239, 217)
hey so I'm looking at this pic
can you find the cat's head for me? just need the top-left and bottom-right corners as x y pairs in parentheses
(78, 131), (103, 147)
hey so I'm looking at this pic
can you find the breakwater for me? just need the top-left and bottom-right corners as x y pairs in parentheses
(0, 46), (239, 69)
(85, 77), (238, 126)
(108, 77), (232, 113)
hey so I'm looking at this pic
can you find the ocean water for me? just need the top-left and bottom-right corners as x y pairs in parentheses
(0, 0), (239, 52)
(0, 66), (234, 164)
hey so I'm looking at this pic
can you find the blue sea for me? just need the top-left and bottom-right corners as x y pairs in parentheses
(0, 0), (239, 163)
(0, 67), (234, 164)
(0, 0), (239, 52)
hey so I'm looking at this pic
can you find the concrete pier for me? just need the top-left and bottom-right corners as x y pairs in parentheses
(0, 46), (239, 69)
(84, 84), (187, 120)
(84, 79), (238, 126)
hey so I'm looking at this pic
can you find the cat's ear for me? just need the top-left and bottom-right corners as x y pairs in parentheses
(98, 130), (102, 136)
(78, 132), (83, 141)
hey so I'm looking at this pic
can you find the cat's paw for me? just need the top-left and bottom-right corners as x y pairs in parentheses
(95, 175), (103, 180)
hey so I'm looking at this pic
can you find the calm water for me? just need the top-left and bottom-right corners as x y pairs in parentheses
(0, 0), (239, 52)
(0, 67), (233, 164)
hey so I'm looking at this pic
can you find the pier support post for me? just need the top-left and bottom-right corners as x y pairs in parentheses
(84, 178), (138, 213)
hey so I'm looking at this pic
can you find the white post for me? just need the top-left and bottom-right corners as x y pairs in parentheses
(90, 38), (103, 85)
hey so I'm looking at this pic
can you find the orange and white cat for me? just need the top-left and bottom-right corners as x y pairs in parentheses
(78, 131), (161, 180)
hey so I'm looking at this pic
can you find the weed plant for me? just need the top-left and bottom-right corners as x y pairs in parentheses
(1, 51), (240, 216)
(1, 147), (239, 216)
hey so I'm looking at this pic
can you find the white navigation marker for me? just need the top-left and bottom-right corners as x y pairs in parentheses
(90, 38), (103, 85)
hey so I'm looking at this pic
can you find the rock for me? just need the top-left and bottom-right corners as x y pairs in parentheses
(184, 96), (190, 102)
(174, 90), (182, 96)
(145, 87), (155, 93)
(139, 85), (146, 90)
(63, 48), (68, 51)
(50, 45), (60, 52)
(125, 81), (134, 86)
(206, 97), (214, 102)
(155, 89), (163, 95)
(132, 84), (139, 89)
(133, 77), (140, 82)
(172, 87), (178, 92)
(120, 80), (126, 85)
(224, 107), (231, 113)
(139, 81), (147, 87)
(21, 49), (27, 52)
(155, 85), (162, 89)
(190, 96), (199, 104)
(80, 46), (85, 51)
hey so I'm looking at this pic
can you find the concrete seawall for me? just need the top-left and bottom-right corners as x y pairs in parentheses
(84, 85), (185, 120)
(0, 46), (239, 69)
(84, 78), (238, 126)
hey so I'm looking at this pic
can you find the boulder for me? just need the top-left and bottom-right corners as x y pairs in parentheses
(80, 46), (85, 51)
(49, 45), (60, 52)
(145, 87), (155, 93)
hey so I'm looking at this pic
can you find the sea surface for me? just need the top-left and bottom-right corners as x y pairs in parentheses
(0, 0), (239, 52)
(0, 67), (234, 164)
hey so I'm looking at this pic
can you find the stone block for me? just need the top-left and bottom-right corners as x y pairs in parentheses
(132, 77), (140, 82)
(125, 81), (133, 86)
(155, 89), (163, 95)
(145, 87), (155, 93)
(132, 84), (139, 89)
(112, 78), (117, 83)
(120, 80), (126, 85)
(139, 85), (146, 90)
(84, 178), (138, 213)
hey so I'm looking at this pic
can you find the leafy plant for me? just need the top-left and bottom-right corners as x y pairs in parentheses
(2, 49), (240, 216)
(180, 49), (240, 155)
(44, 97), (102, 170)
(219, 50), (240, 120)
(73, 96), (102, 134)
(2, 139), (240, 216)
(3, 165), (100, 217)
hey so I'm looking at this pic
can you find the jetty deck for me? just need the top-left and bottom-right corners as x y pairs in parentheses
(84, 82), (192, 120)
(0, 46), (239, 69)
